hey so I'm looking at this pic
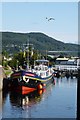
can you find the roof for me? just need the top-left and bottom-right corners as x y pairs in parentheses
(56, 57), (69, 61)
(35, 59), (49, 62)
(68, 59), (75, 62)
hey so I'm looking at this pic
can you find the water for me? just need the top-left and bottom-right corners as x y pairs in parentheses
(1, 77), (77, 118)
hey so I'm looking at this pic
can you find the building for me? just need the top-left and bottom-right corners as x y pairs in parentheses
(55, 57), (79, 71)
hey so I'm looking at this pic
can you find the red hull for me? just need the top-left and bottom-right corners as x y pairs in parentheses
(22, 86), (36, 95)
(16, 86), (36, 95)
(10, 85), (36, 95)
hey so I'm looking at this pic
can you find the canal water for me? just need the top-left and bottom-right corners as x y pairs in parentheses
(1, 77), (77, 118)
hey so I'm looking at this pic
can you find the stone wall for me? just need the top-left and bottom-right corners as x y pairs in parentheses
(0, 65), (6, 90)
(0, 91), (2, 119)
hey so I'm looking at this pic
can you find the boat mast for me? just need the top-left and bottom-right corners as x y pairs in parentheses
(27, 38), (29, 69)
(46, 50), (47, 60)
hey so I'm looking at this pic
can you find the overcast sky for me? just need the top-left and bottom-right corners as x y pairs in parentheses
(0, 1), (78, 44)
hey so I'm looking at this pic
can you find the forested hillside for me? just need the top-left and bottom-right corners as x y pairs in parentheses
(1, 32), (79, 56)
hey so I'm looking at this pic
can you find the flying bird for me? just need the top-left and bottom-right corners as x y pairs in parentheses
(46, 17), (55, 21)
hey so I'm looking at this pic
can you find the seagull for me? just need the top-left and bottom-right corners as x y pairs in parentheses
(46, 17), (55, 21)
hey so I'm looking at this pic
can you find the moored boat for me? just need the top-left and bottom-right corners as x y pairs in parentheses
(10, 59), (54, 94)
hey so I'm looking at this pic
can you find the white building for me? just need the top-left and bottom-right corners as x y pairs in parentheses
(55, 57), (79, 71)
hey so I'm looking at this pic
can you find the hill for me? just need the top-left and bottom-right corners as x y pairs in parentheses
(1, 32), (79, 56)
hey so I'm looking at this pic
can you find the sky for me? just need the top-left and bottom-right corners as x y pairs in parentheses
(0, 1), (78, 44)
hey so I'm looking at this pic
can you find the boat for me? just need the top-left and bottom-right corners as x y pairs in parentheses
(10, 41), (54, 94)
(10, 59), (54, 94)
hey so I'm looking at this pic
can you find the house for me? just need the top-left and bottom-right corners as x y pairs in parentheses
(55, 57), (79, 71)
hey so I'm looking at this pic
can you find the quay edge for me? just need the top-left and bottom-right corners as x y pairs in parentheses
(0, 65), (7, 90)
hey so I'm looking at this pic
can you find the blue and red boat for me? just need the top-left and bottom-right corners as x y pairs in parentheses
(10, 60), (54, 94)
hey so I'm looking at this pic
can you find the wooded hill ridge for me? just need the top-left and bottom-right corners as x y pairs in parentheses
(1, 32), (79, 55)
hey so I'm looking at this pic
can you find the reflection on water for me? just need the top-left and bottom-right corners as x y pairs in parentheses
(2, 77), (77, 118)
(2, 84), (53, 108)
(9, 90), (45, 109)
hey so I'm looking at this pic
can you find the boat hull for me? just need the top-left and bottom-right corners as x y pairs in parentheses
(10, 70), (54, 94)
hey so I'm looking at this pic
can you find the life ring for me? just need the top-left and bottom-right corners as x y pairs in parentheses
(23, 76), (29, 83)
(25, 78), (29, 83)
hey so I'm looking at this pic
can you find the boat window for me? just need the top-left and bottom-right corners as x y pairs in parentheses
(35, 67), (38, 70)
(35, 66), (41, 70)
(34, 65), (48, 71)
